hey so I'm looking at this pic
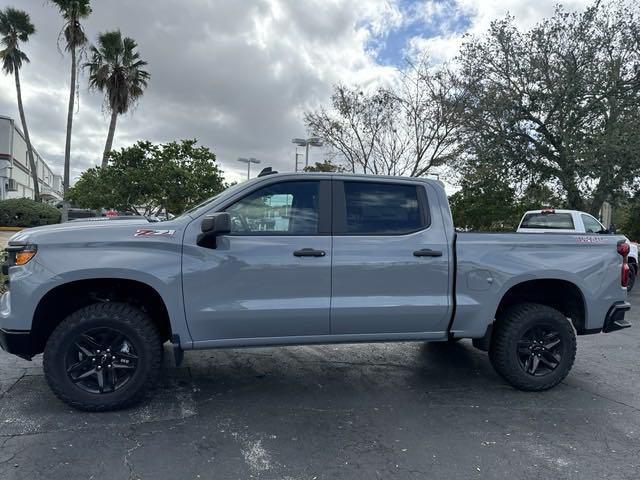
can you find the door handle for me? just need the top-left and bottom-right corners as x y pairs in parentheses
(413, 248), (442, 257)
(293, 248), (326, 257)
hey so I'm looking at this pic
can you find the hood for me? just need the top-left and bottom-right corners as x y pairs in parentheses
(8, 219), (182, 245)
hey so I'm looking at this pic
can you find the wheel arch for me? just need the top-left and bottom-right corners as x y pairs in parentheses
(495, 278), (587, 333)
(31, 278), (173, 355)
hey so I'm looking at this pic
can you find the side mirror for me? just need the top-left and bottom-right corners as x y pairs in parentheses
(197, 212), (231, 248)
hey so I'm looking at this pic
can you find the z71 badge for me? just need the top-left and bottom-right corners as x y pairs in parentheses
(134, 229), (176, 237)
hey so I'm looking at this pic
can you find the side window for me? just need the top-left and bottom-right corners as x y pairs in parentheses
(343, 181), (425, 234)
(581, 214), (604, 233)
(226, 181), (319, 235)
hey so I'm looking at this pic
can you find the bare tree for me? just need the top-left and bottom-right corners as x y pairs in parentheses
(305, 85), (395, 174)
(304, 56), (463, 177)
(395, 57), (463, 177)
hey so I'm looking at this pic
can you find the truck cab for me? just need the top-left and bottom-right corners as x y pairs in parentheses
(517, 208), (608, 234)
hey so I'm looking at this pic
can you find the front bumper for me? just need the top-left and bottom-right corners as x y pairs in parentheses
(0, 328), (34, 360)
(602, 301), (632, 333)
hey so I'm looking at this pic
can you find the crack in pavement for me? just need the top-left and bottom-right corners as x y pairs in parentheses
(562, 380), (640, 413)
(0, 372), (26, 399)
(123, 437), (143, 480)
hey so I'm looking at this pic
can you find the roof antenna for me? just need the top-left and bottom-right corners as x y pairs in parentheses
(258, 167), (277, 177)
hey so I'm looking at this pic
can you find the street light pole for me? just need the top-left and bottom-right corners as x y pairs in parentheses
(237, 157), (261, 179)
(292, 137), (323, 170)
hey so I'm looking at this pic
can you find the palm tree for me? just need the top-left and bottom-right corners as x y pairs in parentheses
(0, 8), (40, 201)
(85, 30), (150, 167)
(50, 0), (91, 202)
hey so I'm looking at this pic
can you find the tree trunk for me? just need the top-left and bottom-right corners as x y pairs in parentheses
(61, 46), (77, 222)
(102, 109), (118, 168)
(561, 182), (583, 211)
(14, 69), (40, 202)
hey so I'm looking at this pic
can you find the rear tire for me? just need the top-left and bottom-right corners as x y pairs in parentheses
(628, 264), (636, 292)
(489, 303), (576, 391)
(43, 302), (162, 411)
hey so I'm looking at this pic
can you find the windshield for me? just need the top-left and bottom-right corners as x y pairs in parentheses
(180, 193), (223, 217)
(176, 180), (255, 219)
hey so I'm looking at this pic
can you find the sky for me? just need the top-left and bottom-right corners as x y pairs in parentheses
(0, 0), (592, 185)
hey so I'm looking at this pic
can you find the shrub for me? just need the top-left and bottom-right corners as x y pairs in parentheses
(0, 198), (61, 228)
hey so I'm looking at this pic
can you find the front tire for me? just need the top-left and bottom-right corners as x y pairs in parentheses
(43, 302), (162, 411)
(489, 303), (576, 391)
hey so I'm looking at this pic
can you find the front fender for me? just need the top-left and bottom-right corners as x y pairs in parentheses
(1, 240), (191, 347)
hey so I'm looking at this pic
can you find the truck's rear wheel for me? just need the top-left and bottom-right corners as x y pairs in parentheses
(43, 302), (162, 411)
(628, 264), (636, 292)
(489, 303), (576, 391)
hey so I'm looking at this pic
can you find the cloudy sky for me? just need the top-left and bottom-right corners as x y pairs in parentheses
(0, 0), (591, 184)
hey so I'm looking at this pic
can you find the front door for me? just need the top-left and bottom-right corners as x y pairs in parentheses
(183, 179), (332, 344)
(330, 179), (451, 336)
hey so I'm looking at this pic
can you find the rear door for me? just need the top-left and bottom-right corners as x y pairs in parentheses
(330, 179), (451, 335)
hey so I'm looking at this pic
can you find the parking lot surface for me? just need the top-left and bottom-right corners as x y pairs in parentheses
(0, 291), (638, 479)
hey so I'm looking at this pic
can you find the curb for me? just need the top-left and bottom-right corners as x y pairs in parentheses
(0, 227), (24, 232)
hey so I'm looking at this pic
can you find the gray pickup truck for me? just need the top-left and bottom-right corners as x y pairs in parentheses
(0, 172), (632, 411)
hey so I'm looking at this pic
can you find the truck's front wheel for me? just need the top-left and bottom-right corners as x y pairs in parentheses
(43, 302), (162, 411)
(489, 303), (576, 391)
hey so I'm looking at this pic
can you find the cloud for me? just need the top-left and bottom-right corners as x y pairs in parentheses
(0, 0), (596, 186)
(0, 0), (398, 183)
(404, 0), (593, 63)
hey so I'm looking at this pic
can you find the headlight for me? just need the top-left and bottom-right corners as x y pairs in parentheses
(5, 243), (37, 266)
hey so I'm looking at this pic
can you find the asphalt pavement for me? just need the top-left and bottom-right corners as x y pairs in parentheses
(0, 290), (639, 480)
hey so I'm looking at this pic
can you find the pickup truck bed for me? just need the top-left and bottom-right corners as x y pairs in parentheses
(454, 232), (627, 339)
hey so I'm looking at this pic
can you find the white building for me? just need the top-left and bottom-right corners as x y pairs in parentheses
(0, 115), (63, 203)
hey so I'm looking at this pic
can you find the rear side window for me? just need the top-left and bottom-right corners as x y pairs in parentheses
(343, 182), (425, 234)
(520, 213), (574, 229)
(581, 214), (604, 233)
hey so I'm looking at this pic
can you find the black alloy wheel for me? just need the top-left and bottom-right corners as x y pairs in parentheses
(489, 302), (577, 391)
(66, 327), (139, 394)
(516, 325), (562, 377)
(44, 302), (162, 411)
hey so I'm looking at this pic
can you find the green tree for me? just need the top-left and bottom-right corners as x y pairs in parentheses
(50, 0), (92, 203)
(449, 165), (521, 231)
(456, 1), (640, 215)
(68, 140), (228, 216)
(450, 160), (566, 232)
(620, 194), (640, 241)
(85, 30), (150, 168)
(0, 7), (39, 201)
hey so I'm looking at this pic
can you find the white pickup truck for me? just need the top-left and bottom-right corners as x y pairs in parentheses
(517, 209), (638, 291)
